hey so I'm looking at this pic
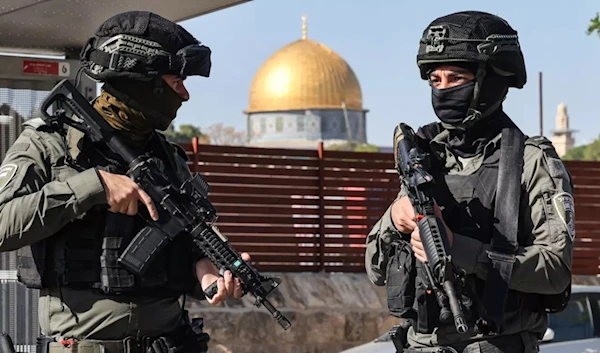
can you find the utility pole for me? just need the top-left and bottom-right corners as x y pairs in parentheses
(538, 71), (544, 136)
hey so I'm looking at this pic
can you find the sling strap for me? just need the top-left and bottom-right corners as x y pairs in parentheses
(480, 127), (525, 333)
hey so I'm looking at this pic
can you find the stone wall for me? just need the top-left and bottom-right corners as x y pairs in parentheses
(185, 273), (400, 353)
(572, 275), (600, 286)
(185, 273), (600, 353)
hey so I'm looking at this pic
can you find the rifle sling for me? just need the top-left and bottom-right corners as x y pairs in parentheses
(480, 127), (525, 332)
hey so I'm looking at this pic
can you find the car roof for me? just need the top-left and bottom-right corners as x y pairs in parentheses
(572, 284), (600, 294)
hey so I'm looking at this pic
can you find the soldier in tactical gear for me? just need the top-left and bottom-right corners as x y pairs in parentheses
(0, 10), (249, 353)
(366, 11), (574, 353)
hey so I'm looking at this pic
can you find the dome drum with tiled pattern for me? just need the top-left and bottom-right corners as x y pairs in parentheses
(244, 16), (368, 149)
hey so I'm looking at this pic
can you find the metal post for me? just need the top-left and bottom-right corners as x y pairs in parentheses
(191, 136), (199, 173)
(539, 72), (543, 136)
(317, 141), (325, 272)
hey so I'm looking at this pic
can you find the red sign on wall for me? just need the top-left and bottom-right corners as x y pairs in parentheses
(22, 60), (60, 76)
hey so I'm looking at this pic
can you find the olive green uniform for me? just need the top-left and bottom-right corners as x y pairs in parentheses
(366, 129), (574, 349)
(0, 119), (199, 341)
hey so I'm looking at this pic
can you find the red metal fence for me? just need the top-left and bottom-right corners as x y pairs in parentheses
(181, 138), (600, 275)
(567, 161), (600, 275)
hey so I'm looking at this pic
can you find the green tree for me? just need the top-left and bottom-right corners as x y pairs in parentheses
(562, 136), (600, 161)
(587, 13), (600, 37)
(163, 123), (207, 144)
(562, 145), (586, 160)
(326, 141), (380, 152)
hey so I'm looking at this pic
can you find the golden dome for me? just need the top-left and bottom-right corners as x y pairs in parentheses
(245, 23), (363, 113)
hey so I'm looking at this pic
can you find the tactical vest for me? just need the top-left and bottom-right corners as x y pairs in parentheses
(16, 120), (199, 297)
(386, 122), (548, 334)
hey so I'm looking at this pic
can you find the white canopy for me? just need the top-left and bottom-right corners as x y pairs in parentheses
(0, 0), (251, 56)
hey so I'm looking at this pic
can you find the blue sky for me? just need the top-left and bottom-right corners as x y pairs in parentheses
(172, 0), (600, 147)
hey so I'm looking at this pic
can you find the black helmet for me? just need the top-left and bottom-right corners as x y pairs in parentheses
(80, 11), (212, 82)
(417, 11), (526, 89)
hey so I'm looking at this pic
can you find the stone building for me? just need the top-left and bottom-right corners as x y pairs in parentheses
(244, 15), (368, 149)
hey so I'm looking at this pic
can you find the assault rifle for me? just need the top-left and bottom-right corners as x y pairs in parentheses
(393, 123), (468, 334)
(39, 79), (291, 330)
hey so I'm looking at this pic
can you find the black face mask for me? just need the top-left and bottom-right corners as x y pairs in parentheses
(104, 78), (184, 131)
(431, 74), (510, 127)
(431, 81), (475, 125)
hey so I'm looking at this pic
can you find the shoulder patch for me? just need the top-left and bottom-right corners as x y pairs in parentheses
(526, 135), (569, 180)
(0, 164), (18, 193)
(552, 192), (575, 241)
(525, 135), (553, 149)
(7, 143), (30, 153)
(22, 117), (47, 130)
(547, 157), (570, 180)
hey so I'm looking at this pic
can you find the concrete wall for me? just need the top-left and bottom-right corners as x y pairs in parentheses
(186, 273), (600, 353)
(186, 273), (401, 353)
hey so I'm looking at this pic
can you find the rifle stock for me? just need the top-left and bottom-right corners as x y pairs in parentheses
(39, 79), (291, 331)
(393, 123), (468, 334)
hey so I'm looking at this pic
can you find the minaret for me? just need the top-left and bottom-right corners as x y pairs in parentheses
(550, 102), (577, 157)
(301, 14), (307, 40)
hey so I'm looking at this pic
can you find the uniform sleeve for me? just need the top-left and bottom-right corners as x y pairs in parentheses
(0, 129), (107, 252)
(365, 190), (406, 286)
(450, 142), (573, 295)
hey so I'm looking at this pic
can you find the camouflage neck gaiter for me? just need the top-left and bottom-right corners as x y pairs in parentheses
(102, 77), (184, 132)
(93, 89), (153, 147)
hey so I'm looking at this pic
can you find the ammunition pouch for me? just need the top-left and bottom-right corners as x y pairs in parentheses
(385, 241), (452, 334)
(414, 262), (441, 334)
(386, 240), (417, 320)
